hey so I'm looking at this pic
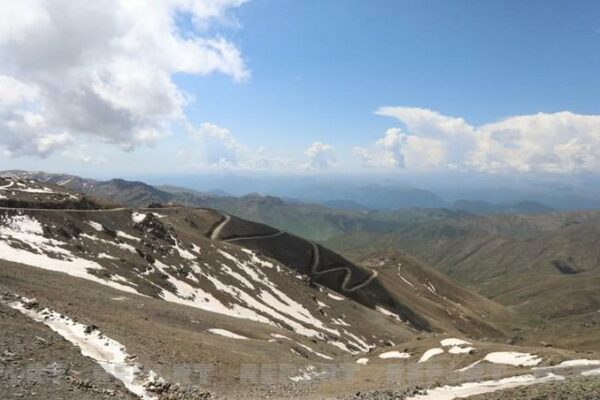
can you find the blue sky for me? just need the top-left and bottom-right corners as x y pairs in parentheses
(182, 0), (600, 153)
(1, 0), (600, 178)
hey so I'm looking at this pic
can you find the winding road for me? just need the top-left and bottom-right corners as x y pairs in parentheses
(208, 211), (379, 293)
(225, 230), (285, 242)
(309, 241), (378, 292)
(209, 212), (287, 242)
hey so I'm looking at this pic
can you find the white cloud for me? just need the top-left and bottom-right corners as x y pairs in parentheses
(192, 122), (246, 165)
(303, 141), (336, 170)
(366, 107), (600, 174)
(188, 122), (292, 170)
(0, 75), (38, 107)
(354, 128), (405, 168)
(0, 0), (248, 157)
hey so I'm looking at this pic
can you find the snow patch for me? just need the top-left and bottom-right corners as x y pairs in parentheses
(552, 359), (600, 368)
(379, 351), (411, 359)
(131, 212), (147, 223)
(327, 293), (345, 301)
(376, 306), (402, 322)
(440, 338), (471, 347)
(116, 231), (140, 241)
(448, 346), (475, 354)
(484, 352), (542, 367)
(87, 221), (104, 232)
(581, 368), (600, 376)
(332, 318), (351, 326)
(400, 276), (416, 288)
(207, 328), (248, 340)
(289, 365), (324, 382)
(419, 348), (444, 363)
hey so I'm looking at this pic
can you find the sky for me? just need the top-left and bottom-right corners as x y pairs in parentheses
(1, 0), (600, 179)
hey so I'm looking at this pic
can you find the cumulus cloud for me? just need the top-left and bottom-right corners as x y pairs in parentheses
(303, 142), (336, 170)
(191, 122), (247, 165)
(188, 122), (292, 170)
(354, 128), (405, 168)
(361, 107), (600, 174)
(0, 0), (248, 157)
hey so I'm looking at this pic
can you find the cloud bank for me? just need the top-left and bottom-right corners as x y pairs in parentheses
(356, 107), (600, 174)
(0, 0), (248, 157)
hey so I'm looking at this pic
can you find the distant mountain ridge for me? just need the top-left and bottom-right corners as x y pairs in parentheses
(452, 199), (555, 215)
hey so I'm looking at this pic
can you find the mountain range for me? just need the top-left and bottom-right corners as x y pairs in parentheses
(1, 171), (600, 399)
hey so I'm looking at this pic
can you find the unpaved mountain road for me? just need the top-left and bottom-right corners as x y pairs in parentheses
(208, 211), (380, 293)
(225, 230), (286, 242)
(210, 211), (287, 242)
(210, 212), (231, 240)
(309, 242), (378, 292)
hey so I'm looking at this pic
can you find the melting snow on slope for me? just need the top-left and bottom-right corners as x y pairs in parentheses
(117, 231), (140, 241)
(131, 212), (147, 223)
(151, 253), (371, 352)
(207, 328), (248, 340)
(327, 293), (345, 301)
(537, 359), (600, 368)
(172, 235), (197, 260)
(332, 317), (350, 326)
(376, 306), (402, 322)
(269, 334), (334, 360)
(440, 338), (471, 347)
(0, 214), (139, 295)
(406, 373), (564, 400)
(80, 233), (137, 254)
(426, 282), (437, 294)
(379, 351), (411, 359)
(288, 365), (325, 382)
(448, 346), (475, 354)
(0, 180), (55, 194)
(0, 214), (371, 354)
(316, 299), (329, 309)
(296, 342), (334, 360)
(356, 358), (369, 365)
(87, 221), (104, 231)
(419, 348), (444, 363)
(456, 360), (481, 372)
(400, 276), (416, 289)
(483, 352), (542, 367)
(440, 338), (475, 354)
(582, 368), (600, 376)
(6, 298), (161, 400)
